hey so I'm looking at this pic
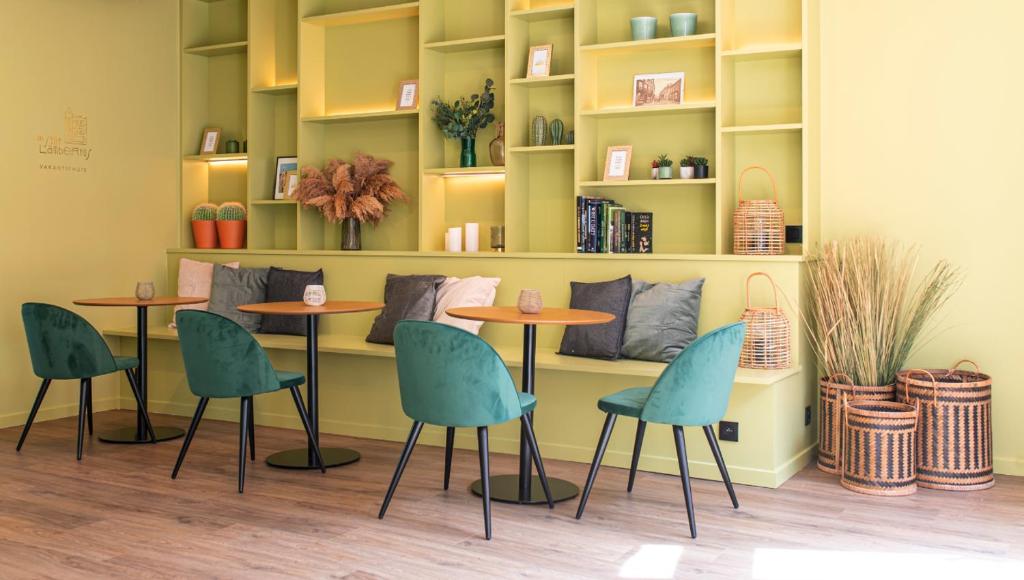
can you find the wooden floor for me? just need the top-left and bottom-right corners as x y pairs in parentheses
(2, 410), (1023, 579)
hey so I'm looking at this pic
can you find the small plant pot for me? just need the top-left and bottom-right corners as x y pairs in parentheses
(216, 220), (246, 249)
(679, 166), (695, 179)
(657, 166), (673, 179)
(191, 220), (218, 249)
(693, 165), (709, 179)
(631, 16), (657, 41)
(651, 168), (659, 179)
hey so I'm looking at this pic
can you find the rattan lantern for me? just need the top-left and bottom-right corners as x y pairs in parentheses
(739, 272), (791, 369)
(733, 165), (785, 255)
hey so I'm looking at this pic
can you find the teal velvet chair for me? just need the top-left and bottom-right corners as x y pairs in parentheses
(379, 320), (554, 540)
(18, 303), (157, 460)
(172, 310), (325, 493)
(575, 322), (747, 538)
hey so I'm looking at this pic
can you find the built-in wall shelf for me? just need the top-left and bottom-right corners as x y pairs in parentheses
(183, 40), (248, 57)
(722, 44), (803, 59)
(580, 179), (716, 189)
(581, 102), (715, 119)
(721, 123), (803, 134)
(301, 110), (418, 124)
(423, 34), (505, 53)
(302, 2), (420, 27)
(183, 153), (248, 162)
(579, 33), (716, 55)
(424, 166), (507, 177)
(251, 82), (298, 95)
(251, 199), (297, 206)
(509, 73), (575, 87)
(509, 145), (574, 154)
(509, 5), (574, 22)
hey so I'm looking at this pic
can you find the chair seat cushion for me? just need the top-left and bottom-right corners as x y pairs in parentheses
(597, 387), (652, 418)
(518, 392), (537, 414)
(275, 370), (305, 388)
(114, 356), (139, 371)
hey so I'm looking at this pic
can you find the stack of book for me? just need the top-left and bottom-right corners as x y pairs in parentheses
(576, 196), (653, 254)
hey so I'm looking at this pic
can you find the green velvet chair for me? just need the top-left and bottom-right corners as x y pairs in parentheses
(575, 322), (747, 538)
(172, 310), (325, 493)
(18, 303), (157, 460)
(379, 320), (554, 540)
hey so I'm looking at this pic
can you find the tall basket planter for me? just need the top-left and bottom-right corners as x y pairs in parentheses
(739, 272), (791, 369)
(840, 398), (920, 496)
(818, 374), (896, 474)
(733, 165), (784, 255)
(896, 361), (994, 491)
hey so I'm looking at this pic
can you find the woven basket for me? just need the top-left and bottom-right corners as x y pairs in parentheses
(733, 165), (784, 255)
(739, 272), (791, 369)
(817, 374), (896, 474)
(840, 397), (920, 496)
(896, 361), (994, 491)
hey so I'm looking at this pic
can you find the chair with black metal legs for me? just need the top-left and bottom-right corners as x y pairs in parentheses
(379, 320), (554, 540)
(575, 322), (747, 539)
(172, 310), (326, 493)
(18, 303), (157, 460)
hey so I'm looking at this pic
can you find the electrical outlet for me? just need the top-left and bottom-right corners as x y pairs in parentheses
(719, 421), (739, 442)
(804, 405), (812, 426)
(786, 225), (803, 244)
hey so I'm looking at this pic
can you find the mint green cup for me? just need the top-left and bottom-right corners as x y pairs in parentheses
(631, 16), (657, 41)
(670, 13), (698, 37)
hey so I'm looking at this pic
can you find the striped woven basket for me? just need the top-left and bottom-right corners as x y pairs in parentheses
(840, 397), (920, 496)
(817, 374), (896, 474)
(733, 165), (785, 255)
(738, 272), (791, 369)
(896, 361), (994, 491)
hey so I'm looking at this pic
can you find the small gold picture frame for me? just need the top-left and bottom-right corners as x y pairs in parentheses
(527, 44), (553, 78)
(603, 145), (632, 181)
(199, 128), (221, 155)
(396, 79), (419, 110)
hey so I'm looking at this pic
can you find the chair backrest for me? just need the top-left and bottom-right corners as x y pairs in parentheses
(393, 320), (522, 427)
(640, 322), (747, 426)
(175, 310), (281, 399)
(21, 303), (118, 380)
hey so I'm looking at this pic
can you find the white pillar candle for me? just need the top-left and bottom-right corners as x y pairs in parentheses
(464, 222), (479, 252)
(447, 227), (462, 252)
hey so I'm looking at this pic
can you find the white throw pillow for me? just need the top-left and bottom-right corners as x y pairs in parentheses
(170, 258), (240, 327)
(433, 276), (501, 334)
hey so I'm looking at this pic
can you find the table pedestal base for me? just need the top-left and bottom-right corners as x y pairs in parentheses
(469, 474), (579, 504)
(99, 426), (184, 444)
(266, 447), (360, 469)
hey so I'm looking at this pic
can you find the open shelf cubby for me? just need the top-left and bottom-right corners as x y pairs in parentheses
(176, 0), (816, 258)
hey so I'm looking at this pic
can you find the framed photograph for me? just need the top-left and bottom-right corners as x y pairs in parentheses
(527, 44), (553, 78)
(273, 156), (298, 199)
(396, 79), (419, 110)
(632, 72), (685, 107)
(603, 145), (632, 181)
(285, 170), (299, 199)
(199, 128), (221, 155)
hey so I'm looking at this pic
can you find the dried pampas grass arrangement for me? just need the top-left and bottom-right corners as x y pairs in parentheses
(295, 153), (407, 224)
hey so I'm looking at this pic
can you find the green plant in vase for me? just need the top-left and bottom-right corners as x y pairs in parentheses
(431, 78), (496, 167)
(656, 154), (673, 179)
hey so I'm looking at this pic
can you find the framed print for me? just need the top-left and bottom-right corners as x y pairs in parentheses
(603, 145), (632, 181)
(199, 128), (221, 155)
(632, 72), (685, 107)
(527, 44), (553, 78)
(274, 156), (298, 199)
(396, 79), (419, 110)
(285, 171), (299, 199)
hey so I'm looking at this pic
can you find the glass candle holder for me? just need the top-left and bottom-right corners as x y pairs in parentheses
(135, 281), (155, 301)
(490, 225), (505, 252)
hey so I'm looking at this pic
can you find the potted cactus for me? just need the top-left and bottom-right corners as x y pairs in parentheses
(656, 154), (673, 179)
(216, 202), (247, 249)
(191, 203), (218, 249)
(690, 156), (709, 179)
(679, 156), (695, 179)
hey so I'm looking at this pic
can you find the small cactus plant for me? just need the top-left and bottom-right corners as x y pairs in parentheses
(656, 154), (673, 168)
(217, 202), (247, 221)
(191, 203), (217, 221)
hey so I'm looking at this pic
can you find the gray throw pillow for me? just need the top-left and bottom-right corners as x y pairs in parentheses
(622, 278), (705, 363)
(366, 274), (446, 345)
(208, 265), (269, 332)
(260, 267), (325, 336)
(558, 275), (632, 360)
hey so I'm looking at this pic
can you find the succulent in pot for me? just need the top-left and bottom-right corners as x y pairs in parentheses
(656, 154), (673, 179)
(216, 202), (247, 249)
(679, 156), (695, 179)
(191, 203), (219, 249)
(650, 159), (659, 179)
(690, 156), (709, 179)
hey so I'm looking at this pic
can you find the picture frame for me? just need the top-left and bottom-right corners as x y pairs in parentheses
(632, 72), (685, 107)
(396, 79), (419, 110)
(199, 128), (221, 155)
(603, 145), (632, 181)
(273, 156), (298, 200)
(527, 44), (553, 78)
(285, 170), (299, 199)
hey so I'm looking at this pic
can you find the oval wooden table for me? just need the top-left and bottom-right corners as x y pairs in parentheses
(74, 296), (208, 443)
(237, 300), (384, 470)
(446, 306), (615, 505)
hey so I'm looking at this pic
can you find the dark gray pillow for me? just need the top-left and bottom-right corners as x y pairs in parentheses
(558, 275), (632, 360)
(260, 267), (325, 336)
(208, 266), (269, 332)
(366, 274), (446, 345)
(622, 278), (705, 363)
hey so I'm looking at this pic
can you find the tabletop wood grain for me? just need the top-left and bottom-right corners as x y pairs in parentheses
(446, 306), (615, 326)
(237, 300), (384, 316)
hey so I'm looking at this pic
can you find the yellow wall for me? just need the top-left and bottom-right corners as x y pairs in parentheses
(0, 0), (179, 428)
(820, 0), (1024, 475)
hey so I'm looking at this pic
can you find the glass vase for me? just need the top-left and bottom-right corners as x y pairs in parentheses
(460, 137), (477, 168)
(341, 217), (361, 251)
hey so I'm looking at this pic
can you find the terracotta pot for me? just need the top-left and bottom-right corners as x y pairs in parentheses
(216, 220), (246, 249)
(191, 220), (218, 249)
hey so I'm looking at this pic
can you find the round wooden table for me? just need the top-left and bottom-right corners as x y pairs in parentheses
(237, 300), (384, 470)
(74, 296), (208, 443)
(446, 306), (615, 505)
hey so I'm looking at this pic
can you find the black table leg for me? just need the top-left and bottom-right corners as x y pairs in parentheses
(266, 313), (360, 469)
(100, 306), (184, 444)
(470, 324), (579, 504)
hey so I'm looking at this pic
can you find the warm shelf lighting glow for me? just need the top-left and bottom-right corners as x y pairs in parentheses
(209, 159), (248, 166)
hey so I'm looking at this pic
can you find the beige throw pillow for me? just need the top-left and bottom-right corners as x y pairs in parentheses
(170, 258), (240, 327)
(433, 276), (501, 334)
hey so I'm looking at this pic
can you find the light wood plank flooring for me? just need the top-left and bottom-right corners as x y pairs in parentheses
(1, 410), (1022, 579)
